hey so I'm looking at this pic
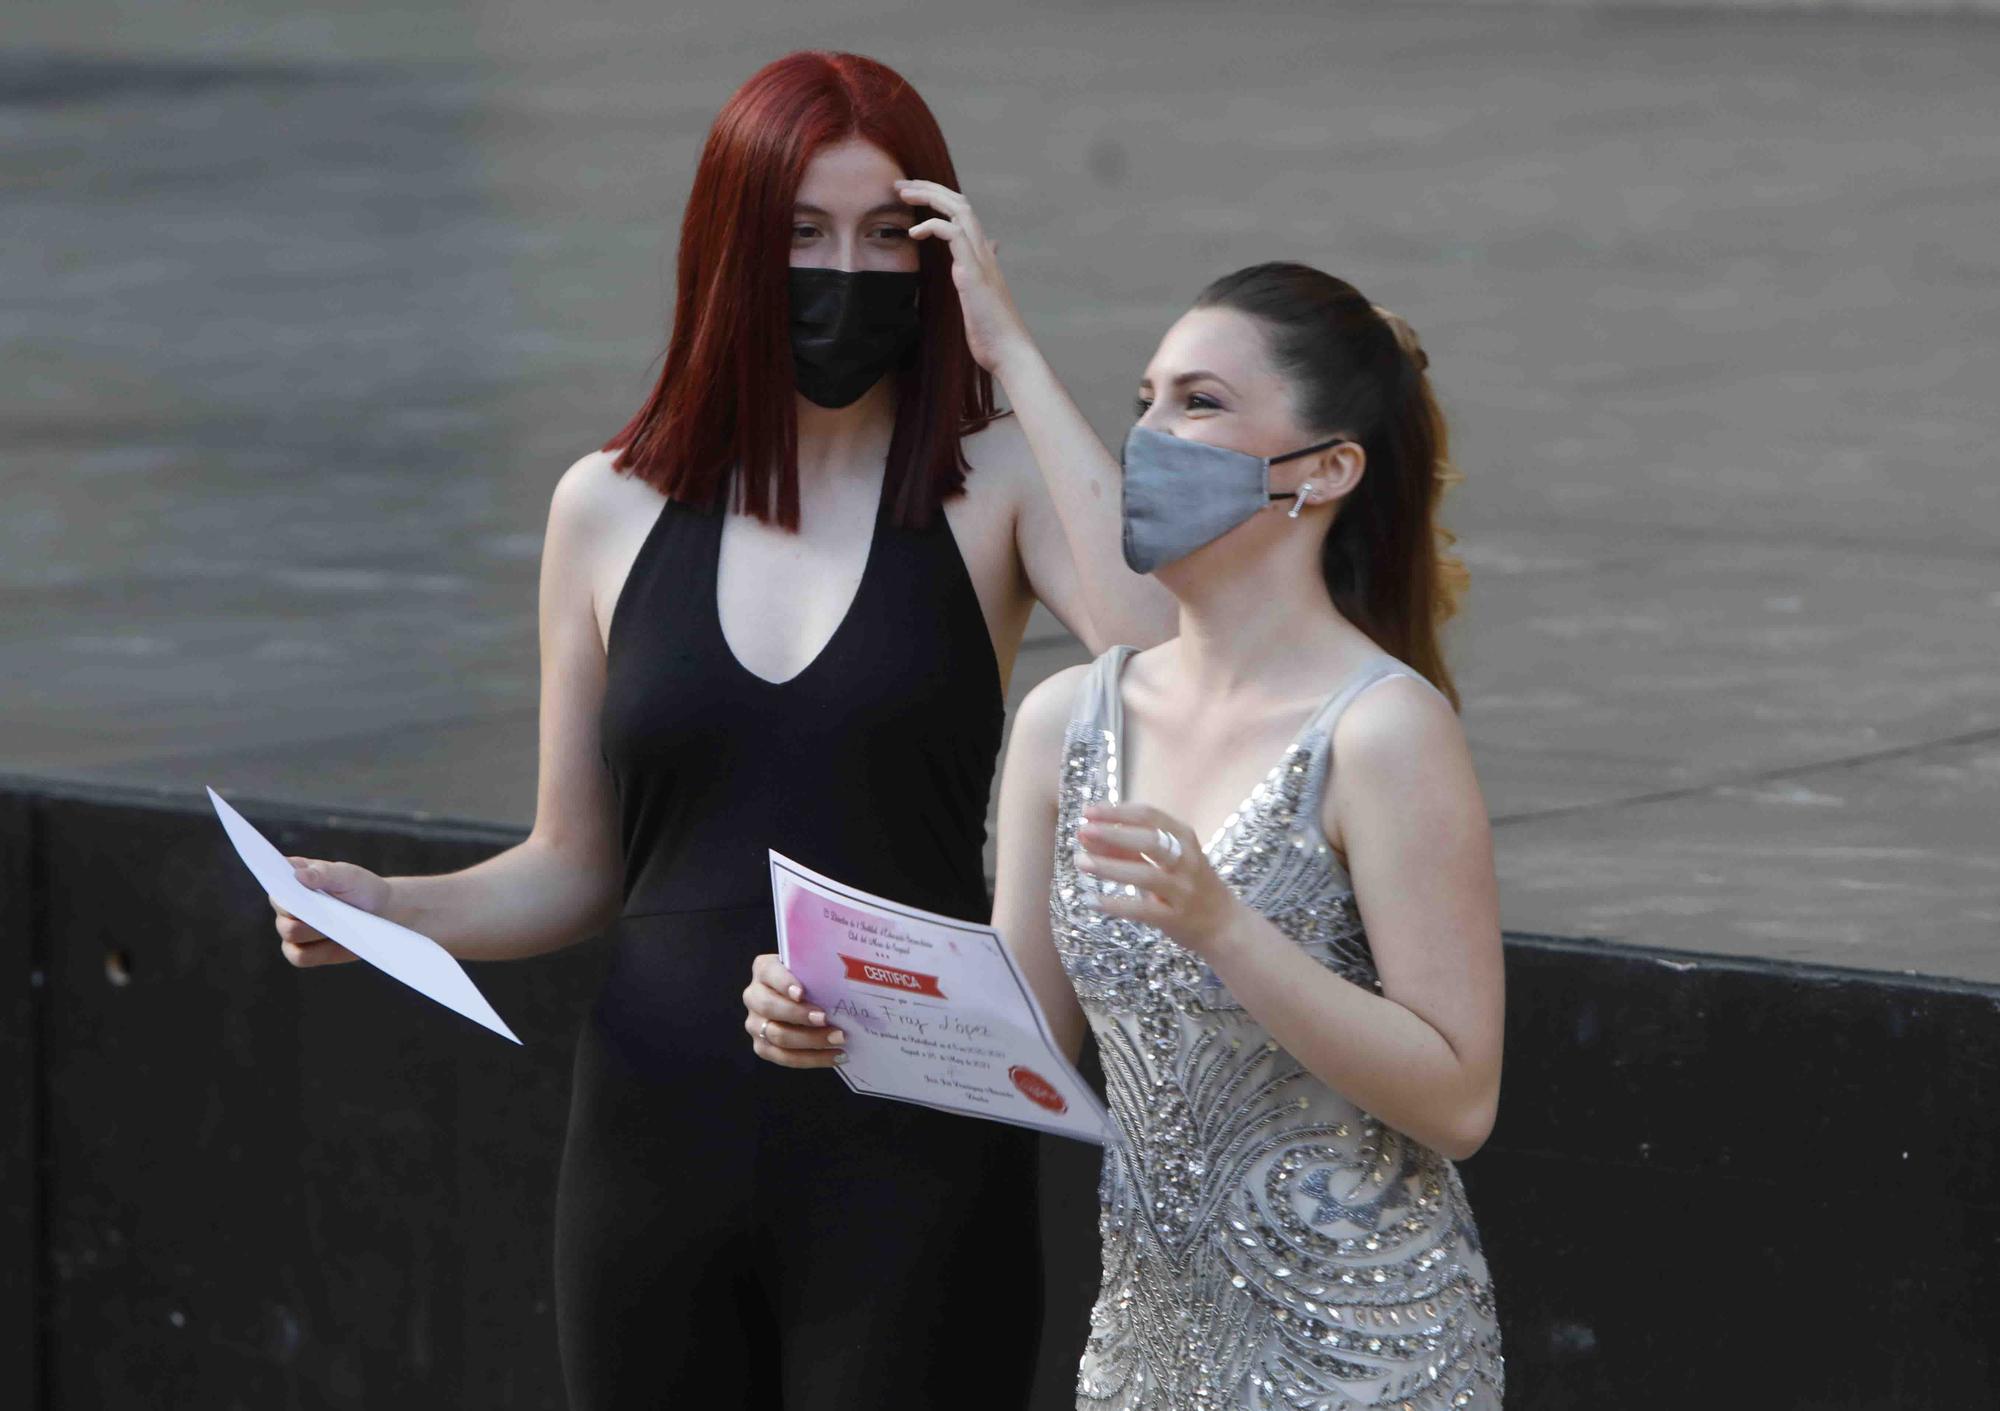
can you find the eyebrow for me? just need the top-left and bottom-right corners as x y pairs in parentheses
(1139, 369), (1239, 396)
(793, 202), (917, 220)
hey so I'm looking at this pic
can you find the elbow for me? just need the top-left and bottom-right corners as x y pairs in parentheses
(1436, 1129), (1488, 1164)
(524, 829), (624, 937)
(1436, 1089), (1499, 1163)
(585, 889), (625, 938)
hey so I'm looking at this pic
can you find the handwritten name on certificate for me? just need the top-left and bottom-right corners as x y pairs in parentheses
(769, 851), (1109, 1145)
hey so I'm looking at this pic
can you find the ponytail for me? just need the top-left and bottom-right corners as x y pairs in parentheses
(1371, 302), (1468, 697)
(1194, 264), (1465, 710)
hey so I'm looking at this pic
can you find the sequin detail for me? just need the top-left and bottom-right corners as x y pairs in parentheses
(1054, 649), (1504, 1410)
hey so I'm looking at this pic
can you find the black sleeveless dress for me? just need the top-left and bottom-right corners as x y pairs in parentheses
(553, 466), (1044, 1408)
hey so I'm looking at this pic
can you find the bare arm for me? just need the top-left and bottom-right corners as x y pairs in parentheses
(900, 178), (1177, 653)
(386, 451), (627, 958)
(997, 347), (1177, 653)
(276, 453), (626, 966)
(1075, 678), (1504, 1159)
(990, 665), (1091, 1062)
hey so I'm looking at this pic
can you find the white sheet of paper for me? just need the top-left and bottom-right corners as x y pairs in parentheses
(209, 786), (520, 1045)
(770, 849), (1109, 1144)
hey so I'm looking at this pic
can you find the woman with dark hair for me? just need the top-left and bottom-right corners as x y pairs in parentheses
(269, 50), (1173, 1409)
(1033, 262), (1506, 1408)
(752, 262), (1507, 1408)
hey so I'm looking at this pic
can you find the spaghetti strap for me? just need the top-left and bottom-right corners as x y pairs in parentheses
(1070, 643), (1138, 736)
(1298, 656), (1440, 746)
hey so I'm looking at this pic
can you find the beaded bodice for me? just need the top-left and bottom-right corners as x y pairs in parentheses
(1052, 646), (1504, 1411)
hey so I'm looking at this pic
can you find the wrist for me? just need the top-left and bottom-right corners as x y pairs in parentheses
(1191, 899), (1262, 968)
(989, 333), (1046, 391)
(380, 875), (422, 932)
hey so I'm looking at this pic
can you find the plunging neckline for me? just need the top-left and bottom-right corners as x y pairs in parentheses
(1102, 646), (1385, 863)
(712, 466), (889, 689)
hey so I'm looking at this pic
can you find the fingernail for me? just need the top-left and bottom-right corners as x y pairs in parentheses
(829, 1031), (846, 1046)
(834, 1055), (849, 1066)
(788, 986), (803, 1000)
(808, 1011), (826, 1026)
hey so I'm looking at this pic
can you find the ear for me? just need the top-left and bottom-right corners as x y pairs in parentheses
(1283, 442), (1365, 506)
(1323, 440), (1366, 498)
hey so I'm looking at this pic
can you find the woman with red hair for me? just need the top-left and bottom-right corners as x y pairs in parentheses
(270, 49), (1171, 1407)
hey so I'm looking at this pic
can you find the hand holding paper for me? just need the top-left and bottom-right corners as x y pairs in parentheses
(210, 787), (521, 1045)
(272, 856), (381, 966)
(770, 850), (1108, 1143)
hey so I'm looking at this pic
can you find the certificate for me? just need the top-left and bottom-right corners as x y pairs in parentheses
(770, 850), (1109, 1144)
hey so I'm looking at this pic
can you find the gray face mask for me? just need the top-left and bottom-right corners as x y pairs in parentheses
(1119, 423), (1353, 574)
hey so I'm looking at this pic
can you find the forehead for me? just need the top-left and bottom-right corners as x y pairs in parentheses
(1143, 305), (1279, 386)
(795, 136), (907, 209)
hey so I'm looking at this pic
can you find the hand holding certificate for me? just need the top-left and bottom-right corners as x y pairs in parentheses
(211, 787), (521, 1044)
(769, 851), (1109, 1144)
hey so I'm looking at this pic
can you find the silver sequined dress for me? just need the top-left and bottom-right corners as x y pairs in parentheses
(1053, 646), (1504, 1411)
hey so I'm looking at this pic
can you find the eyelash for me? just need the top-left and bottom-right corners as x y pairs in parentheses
(1134, 393), (1221, 417)
(792, 225), (911, 241)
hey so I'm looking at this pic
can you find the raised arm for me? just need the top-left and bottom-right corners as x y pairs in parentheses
(902, 179), (1178, 653)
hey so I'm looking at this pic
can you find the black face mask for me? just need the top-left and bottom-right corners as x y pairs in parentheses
(788, 267), (921, 409)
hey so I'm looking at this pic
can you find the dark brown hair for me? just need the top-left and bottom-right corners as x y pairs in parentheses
(1194, 261), (1468, 709)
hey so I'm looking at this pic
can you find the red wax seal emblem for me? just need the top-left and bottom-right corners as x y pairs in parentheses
(1009, 1065), (1068, 1114)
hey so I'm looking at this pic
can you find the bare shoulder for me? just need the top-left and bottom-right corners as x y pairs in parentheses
(1333, 671), (1478, 794)
(947, 416), (1040, 580)
(1012, 661), (1094, 756)
(542, 451), (672, 650)
(550, 448), (657, 531)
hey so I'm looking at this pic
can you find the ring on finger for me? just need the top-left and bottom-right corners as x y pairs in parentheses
(1139, 827), (1184, 869)
(760, 1018), (772, 1042)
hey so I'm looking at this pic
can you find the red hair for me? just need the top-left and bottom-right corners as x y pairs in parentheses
(603, 51), (1000, 529)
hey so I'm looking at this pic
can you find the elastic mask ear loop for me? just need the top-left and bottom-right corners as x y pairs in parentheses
(1266, 434), (1353, 513)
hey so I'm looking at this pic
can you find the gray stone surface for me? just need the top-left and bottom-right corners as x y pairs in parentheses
(3, 2), (1996, 978)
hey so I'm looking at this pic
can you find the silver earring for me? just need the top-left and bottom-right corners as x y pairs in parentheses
(1288, 482), (1314, 519)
